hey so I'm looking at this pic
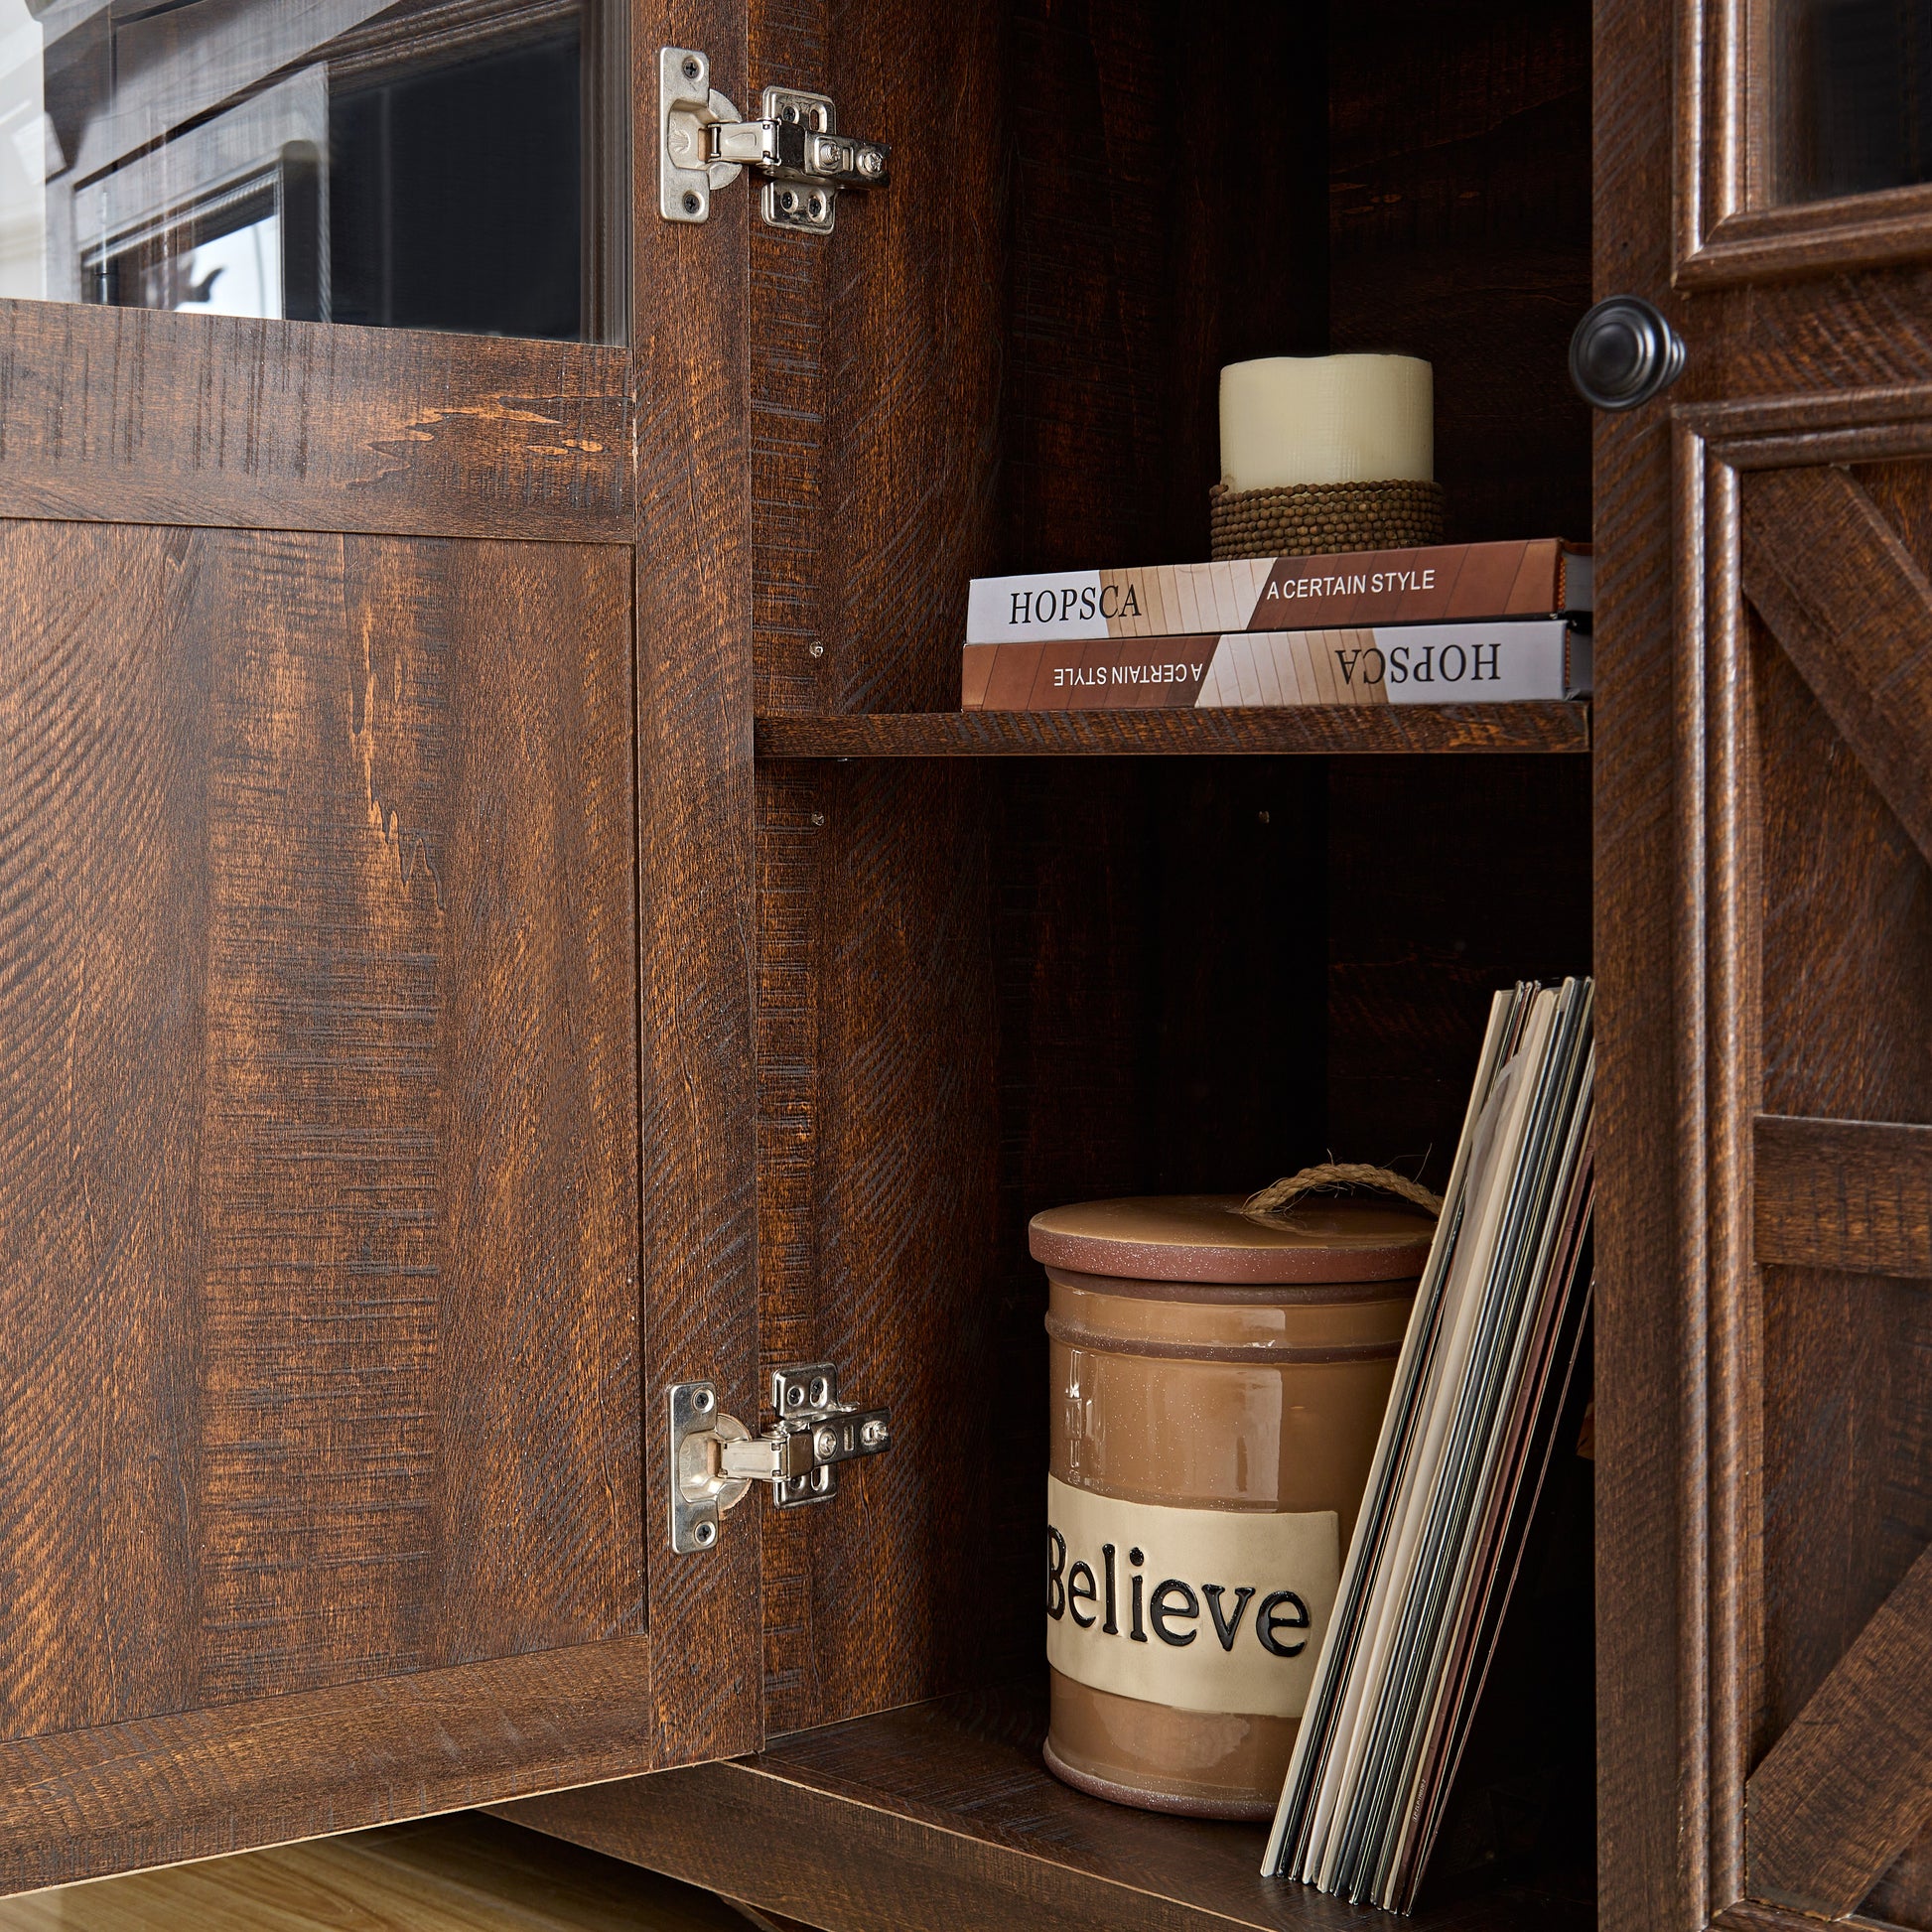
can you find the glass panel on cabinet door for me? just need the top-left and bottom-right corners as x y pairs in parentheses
(4, 0), (621, 339)
(1771, 0), (1932, 203)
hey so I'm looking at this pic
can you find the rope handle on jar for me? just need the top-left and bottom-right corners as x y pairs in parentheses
(1242, 1162), (1444, 1225)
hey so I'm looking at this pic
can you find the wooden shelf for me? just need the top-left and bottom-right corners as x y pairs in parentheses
(495, 1681), (1595, 1932)
(755, 706), (1592, 759)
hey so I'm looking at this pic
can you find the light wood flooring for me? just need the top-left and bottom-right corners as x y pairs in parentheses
(0, 1813), (765, 1931)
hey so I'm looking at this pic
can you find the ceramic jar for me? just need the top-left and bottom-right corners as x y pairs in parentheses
(1034, 1193), (1431, 1820)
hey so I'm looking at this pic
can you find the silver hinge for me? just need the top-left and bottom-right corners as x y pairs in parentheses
(668, 1362), (892, 1553)
(659, 47), (890, 234)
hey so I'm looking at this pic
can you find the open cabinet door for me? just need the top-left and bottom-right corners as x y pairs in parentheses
(1598, 2), (1932, 1929)
(0, 0), (763, 1890)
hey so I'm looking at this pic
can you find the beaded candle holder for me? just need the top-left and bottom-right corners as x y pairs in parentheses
(1215, 354), (1442, 561)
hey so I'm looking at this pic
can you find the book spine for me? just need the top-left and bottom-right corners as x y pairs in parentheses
(961, 621), (1587, 711)
(964, 539), (1589, 644)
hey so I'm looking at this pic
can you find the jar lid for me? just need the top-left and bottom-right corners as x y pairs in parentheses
(1028, 1193), (1436, 1285)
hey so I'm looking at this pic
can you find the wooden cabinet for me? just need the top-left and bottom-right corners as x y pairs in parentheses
(4, 0), (1932, 1924)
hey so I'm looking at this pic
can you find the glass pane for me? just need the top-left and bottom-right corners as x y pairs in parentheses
(1772, 0), (1932, 204)
(0, 0), (620, 338)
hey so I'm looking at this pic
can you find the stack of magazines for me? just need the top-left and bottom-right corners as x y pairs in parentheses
(1264, 979), (1595, 1911)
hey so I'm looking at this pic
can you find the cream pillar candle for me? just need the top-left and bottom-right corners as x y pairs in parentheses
(1218, 354), (1434, 493)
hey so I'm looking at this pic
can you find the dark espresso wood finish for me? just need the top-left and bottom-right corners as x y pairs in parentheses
(0, 1639), (658, 1893)
(631, 0), (763, 1772)
(1328, 0), (1593, 550)
(1740, 465), (1932, 874)
(1591, 0), (1717, 1929)
(1603, 0), (1932, 1906)
(0, 519), (642, 1871)
(1755, 1116), (1932, 1279)
(0, 0), (771, 1882)
(755, 707), (1592, 759)
(1747, 463), (1932, 1931)
(1744, 1546), (1932, 1918)
(500, 1683), (1593, 1932)
(40, 0), (1932, 1924)
(0, 303), (627, 542)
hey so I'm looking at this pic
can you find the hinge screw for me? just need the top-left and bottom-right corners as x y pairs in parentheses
(813, 1425), (840, 1458)
(861, 1419), (889, 1448)
(693, 1520), (716, 1546)
(694, 1387), (715, 1414)
(681, 54), (700, 79)
(808, 642), (825, 658)
(681, 190), (701, 215)
(810, 812), (825, 827)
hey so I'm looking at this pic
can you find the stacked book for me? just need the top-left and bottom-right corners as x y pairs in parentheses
(1264, 979), (1595, 1911)
(962, 540), (1591, 711)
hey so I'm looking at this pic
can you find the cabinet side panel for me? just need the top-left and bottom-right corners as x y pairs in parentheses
(633, 0), (762, 1768)
(1593, 0), (1689, 1922)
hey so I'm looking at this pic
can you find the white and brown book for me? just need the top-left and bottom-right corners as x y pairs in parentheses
(961, 620), (1590, 711)
(966, 538), (1591, 645)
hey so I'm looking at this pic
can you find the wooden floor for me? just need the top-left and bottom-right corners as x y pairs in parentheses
(0, 1813), (764, 1932)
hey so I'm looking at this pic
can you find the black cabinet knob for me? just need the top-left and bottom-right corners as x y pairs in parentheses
(1569, 296), (1687, 411)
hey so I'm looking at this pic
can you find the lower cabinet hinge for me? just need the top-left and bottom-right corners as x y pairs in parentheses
(658, 47), (889, 234)
(669, 1362), (892, 1553)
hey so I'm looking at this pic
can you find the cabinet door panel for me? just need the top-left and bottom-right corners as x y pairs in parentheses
(0, 517), (643, 1882)
(1599, 0), (1932, 1916)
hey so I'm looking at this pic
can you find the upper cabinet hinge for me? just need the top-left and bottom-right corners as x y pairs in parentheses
(669, 1362), (893, 1554)
(659, 47), (890, 234)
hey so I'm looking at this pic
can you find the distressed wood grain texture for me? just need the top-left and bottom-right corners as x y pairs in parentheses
(1753, 517), (1932, 1930)
(631, 0), (761, 1767)
(754, 706), (1592, 759)
(1745, 1549), (1932, 1917)
(746, 0), (830, 719)
(0, 302), (627, 539)
(1001, 0), (1326, 584)
(1325, 755), (1593, 1196)
(751, 760), (827, 1727)
(1683, 181), (1932, 290)
(1328, 0), (1593, 549)
(745, 0), (1599, 1810)
(751, 0), (1004, 719)
(756, 756), (1027, 1733)
(500, 1684), (1593, 1932)
(1591, 0), (1687, 1926)
(0, 517), (640, 1880)
(0, 1639), (658, 1894)
(1741, 465), (1932, 877)
(1754, 1115), (1932, 1279)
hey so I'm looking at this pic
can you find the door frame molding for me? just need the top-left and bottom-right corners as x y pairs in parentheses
(1672, 380), (1932, 1926)
(1673, 0), (1932, 288)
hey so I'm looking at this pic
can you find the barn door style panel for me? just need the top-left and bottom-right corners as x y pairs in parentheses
(1667, 412), (1932, 1932)
(1597, 0), (1932, 1926)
